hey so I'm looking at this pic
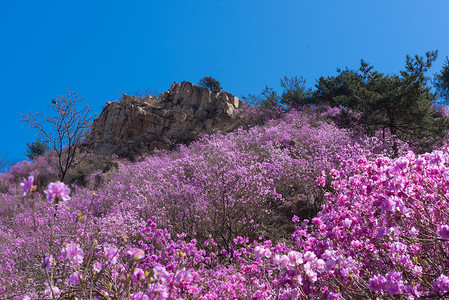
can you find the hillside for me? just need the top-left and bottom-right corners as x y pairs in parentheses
(2, 80), (449, 297)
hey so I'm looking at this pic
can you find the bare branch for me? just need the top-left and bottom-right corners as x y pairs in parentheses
(21, 89), (93, 182)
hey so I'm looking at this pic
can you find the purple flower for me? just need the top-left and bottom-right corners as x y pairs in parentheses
(432, 274), (449, 295)
(149, 283), (169, 299)
(429, 150), (445, 166)
(93, 262), (102, 273)
(126, 248), (145, 260)
(174, 267), (192, 284)
(392, 157), (409, 173)
(104, 245), (119, 264)
(342, 218), (352, 228)
(330, 169), (340, 179)
(254, 245), (271, 259)
(42, 254), (54, 270)
(131, 292), (149, 300)
(303, 251), (316, 262)
(381, 197), (397, 212)
(44, 286), (61, 297)
(377, 226), (389, 238)
(385, 271), (404, 296)
(288, 251), (303, 266)
(44, 181), (70, 203)
(327, 292), (342, 300)
(153, 265), (170, 282)
(69, 272), (81, 285)
(62, 242), (84, 266)
(369, 274), (386, 292)
(437, 225), (449, 239)
(133, 267), (145, 282)
(303, 262), (318, 282)
(20, 175), (34, 196)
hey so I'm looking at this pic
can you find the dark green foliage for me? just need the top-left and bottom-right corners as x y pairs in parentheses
(242, 86), (280, 108)
(280, 76), (312, 107)
(310, 69), (353, 106)
(25, 139), (50, 161)
(243, 76), (312, 108)
(434, 56), (449, 103)
(198, 76), (223, 93)
(312, 51), (449, 154)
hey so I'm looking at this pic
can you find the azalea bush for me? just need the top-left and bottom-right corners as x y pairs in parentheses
(2, 106), (449, 298)
(81, 108), (365, 247)
(7, 146), (449, 298)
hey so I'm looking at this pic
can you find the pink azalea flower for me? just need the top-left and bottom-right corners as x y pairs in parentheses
(69, 272), (81, 285)
(93, 262), (102, 273)
(131, 292), (149, 300)
(254, 246), (272, 259)
(133, 267), (145, 282)
(104, 245), (119, 264)
(327, 292), (342, 300)
(62, 242), (84, 266)
(385, 271), (404, 296)
(303, 251), (316, 262)
(42, 254), (54, 270)
(288, 251), (303, 266)
(303, 262), (317, 282)
(174, 267), (192, 284)
(437, 225), (449, 239)
(20, 175), (34, 196)
(432, 274), (449, 295)
(44, 181), (70, 203)
(381, 197), (397, 212)
(44, 286), (61, 297)
(153, 265), (170, 282)
(369, 274), (386, 292)
(342, 218), (352, 228)
(392, 157), (409, 173)
(330, 169), (340, 179)
(127, 248), (145, 260)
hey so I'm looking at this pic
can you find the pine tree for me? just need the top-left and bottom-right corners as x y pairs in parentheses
(312, 51), (449, 153)
(25, 139), (50, 160)
(198, 76), (223, 93)
(434, 56), (449, 103)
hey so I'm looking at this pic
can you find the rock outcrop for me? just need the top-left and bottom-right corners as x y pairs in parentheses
(87, 81), (241, 158)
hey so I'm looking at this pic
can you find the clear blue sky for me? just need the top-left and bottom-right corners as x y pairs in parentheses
(1, 0), (449, 162)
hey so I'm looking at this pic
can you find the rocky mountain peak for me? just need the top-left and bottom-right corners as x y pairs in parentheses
(86, 81), (241, 158)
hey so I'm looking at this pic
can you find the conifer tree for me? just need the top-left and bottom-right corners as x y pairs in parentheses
(198, 76), (222, 93)
(434, 56), (449, 103)
(312, 51), (449, 154)
(25, 139), (50, 160)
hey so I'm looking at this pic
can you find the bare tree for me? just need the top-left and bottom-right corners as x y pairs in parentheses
(0, 153), (14, 173)
(21, 89), (93, 182)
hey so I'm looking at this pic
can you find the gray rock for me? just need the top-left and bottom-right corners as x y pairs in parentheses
(86, 81), (241, 158)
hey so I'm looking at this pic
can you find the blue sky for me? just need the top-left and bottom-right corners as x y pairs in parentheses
(1, 0), (449, 162)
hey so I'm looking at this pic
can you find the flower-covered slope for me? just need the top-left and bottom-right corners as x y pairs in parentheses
(2, 107), (449, 298)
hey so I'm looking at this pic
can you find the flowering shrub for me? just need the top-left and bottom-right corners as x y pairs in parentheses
(84, 108), (362, 247)
(2, 106), (449, 298)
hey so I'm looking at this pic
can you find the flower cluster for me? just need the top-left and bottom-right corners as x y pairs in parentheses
(44, 181), (70, 203)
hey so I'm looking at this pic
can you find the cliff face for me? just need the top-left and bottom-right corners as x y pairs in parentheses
(87, 81), (241, 158)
